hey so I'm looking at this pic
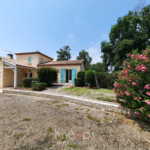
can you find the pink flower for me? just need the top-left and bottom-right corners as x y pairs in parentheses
(132, 82), (136, 85)
(121, 106), (124, 109)
(114, 83), (119, 87)
(125, 91), (130, 96)
(129, 80), (132, 82)
(145, 100), (150, 105)
(148, 115), (150, 117)
(144, 84), (150, 89)
(134, 97), (139, 101)
(127, 65), (131, 68)
(141, 107), (144, 110)
(139, 97), (142, 100)
(133, 91), (135, 94)
(146, 92), (150, 96)
(135, 111), (140, 115)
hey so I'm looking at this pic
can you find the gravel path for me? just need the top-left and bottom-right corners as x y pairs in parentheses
(0, 93), (150, 150)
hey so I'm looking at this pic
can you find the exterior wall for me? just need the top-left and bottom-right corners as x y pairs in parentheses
(16, 54), (39, 68)
(38, 54), (53, 64)
(50, 65), (81, 83)
(80, 63), (85, 71)
(0, 60), (4, 88)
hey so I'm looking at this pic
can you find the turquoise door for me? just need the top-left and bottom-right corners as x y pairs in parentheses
(61, 69), (65, 83)
(72, 68), (76, 84)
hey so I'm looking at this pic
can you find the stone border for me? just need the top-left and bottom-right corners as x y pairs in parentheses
(2, 89), (132, 116)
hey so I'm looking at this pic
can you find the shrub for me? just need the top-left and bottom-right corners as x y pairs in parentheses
(114, 47), (150, 119)
(77, 71), (85, 86)
(22, 77), (40, 87)
(85, 70), (95, 87)
(75, 78), (83, 87)
(32, 82), (47, 91)
(36, 67), (58, 86)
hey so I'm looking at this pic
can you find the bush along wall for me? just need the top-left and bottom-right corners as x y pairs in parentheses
(36, 67), (58, 86)
(114, 47), (150, 120)
(32, 82), (47, 91)
(75, 78), (83, 87)
(22, 77), (40, 87)
(77, 71), (85, 86)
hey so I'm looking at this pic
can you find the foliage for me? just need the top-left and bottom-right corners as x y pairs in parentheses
(77, 71), (85, 86)
(114, 47), (150, 119)
(89, 62), (106, 72)
(101, 5), (150, 71)
(85, 70), (95, 87)
(56, 45), (71, 61)
(32, 82), (47, 91)
(95, 72), (117, 89)
(36, 67), (58, 86)
(22, 77), (40, 87)
(76, 50), (92, 70)
(75, 78), (83, 87)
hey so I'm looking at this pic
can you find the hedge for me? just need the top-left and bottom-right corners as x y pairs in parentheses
(22, 77), (40, 87)
(77, 71), (85, 86)
(36, 67), (58, 86)
(32, 82), (47, 91)
(75, 78), (83, 87)
(85, 70), (95, 88)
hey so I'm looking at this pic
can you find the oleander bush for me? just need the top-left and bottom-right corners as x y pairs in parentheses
(114, 47), (150, 119)
(22, 77), (40, 87)
(32, 82), (47, 91)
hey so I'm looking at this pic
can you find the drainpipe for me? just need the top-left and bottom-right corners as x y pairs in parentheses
(14, 67), (17, 88)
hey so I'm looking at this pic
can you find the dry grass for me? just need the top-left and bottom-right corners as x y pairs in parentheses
(0, 93), (150, 150)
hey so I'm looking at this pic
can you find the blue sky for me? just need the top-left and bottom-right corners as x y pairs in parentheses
(0, 0), (149, 63)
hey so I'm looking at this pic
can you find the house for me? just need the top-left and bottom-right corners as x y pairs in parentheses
(0, 51), (85, 88)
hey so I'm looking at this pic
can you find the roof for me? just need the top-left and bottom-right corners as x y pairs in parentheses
(38, 60), (84, 66)
(15, 51), (53, 60)
(0, 56), (36, 69)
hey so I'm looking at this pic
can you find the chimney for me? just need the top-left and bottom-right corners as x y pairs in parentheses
(7, 54), (13, 59)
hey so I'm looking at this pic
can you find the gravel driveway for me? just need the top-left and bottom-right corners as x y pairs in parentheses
(0, 93), (150, 150)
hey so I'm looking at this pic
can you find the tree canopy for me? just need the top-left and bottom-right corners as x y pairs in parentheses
(101, 4), (150, 71)
(88, 62), (106, 72)
(56, 46), (71, 61)
(76, 50), (92, 70)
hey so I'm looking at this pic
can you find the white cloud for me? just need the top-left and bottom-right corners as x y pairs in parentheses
(68, 34), (74, 38)
(86, 42), (103, 64)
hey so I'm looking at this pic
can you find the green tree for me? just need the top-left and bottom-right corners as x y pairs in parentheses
(89, 62), (106, 72)
(101, 5), (150, 71)
(56, 46), (71, 61)
(76, 50), (92, 70)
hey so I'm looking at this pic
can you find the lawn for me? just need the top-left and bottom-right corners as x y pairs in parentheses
(61, 87), (117, 102)
(0, 93), (150, 150)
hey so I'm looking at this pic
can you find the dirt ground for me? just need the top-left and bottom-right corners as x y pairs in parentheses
(0, 93), (150, 150)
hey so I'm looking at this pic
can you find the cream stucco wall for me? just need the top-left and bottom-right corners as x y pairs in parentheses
(80, 63), (85, 71)
(50, 65), (81, 83)
(0, 60), (4, 88)
(38, 54), (53, 64)
(16, 54), (39, 68)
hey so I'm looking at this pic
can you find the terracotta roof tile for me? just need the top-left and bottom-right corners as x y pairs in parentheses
(0, 56), (36, 69)
(39, 60), (84, 66)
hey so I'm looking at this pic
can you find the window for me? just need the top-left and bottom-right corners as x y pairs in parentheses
(41, 58), (43, 63)
(24, 72), (27, 77)
(28, 57), (32, 63)
(29, 73), (32, 77)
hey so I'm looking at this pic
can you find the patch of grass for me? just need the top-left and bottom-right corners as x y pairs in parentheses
(96, 96), (115, 101)
(55, 104), (69, 107)
(61, 134), (67, 141)
(68, 142), (78, 148)
(46, 100), (60, 105)
(21, 118), (31, 121)
(47, 127), (52, 133)
(75, 108), (79, 110)
(103, 117), (109, 123)
(86, 109), (90, 113)
(76, 112), (79, 114)
(14, 133), (25, 138)
(86, 112), (101, 122)
(47, 144), (51, 148)
(11, 112), (16, 115)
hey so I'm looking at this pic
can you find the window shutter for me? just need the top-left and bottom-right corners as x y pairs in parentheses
(61, 69), (65, 83)
(72, 68), (76, 84)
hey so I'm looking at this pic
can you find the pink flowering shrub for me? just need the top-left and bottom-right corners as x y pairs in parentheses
(114, 47), (150, 119)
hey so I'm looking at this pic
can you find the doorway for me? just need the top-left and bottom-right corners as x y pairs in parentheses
(66, 69), (72, 83)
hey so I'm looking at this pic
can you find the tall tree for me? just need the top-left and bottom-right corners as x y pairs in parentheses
(88, 62), (106, 72)
(101, 4), (150, 71)
(76, 50), (92, 70)
(56, 46), (71, 61)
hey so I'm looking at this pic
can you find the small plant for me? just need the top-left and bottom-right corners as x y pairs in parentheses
(47, 144), (51, 148)
(21, 118), (31, 121)
(14, 133), (25, 138)
(68, 142), (78, 148)
(47, 127), (53, 133)
(76, 112), (79, 114)
(61, 134), (67, 141)
(22, 77), (40, 87)
(32, 82), (47, 91)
